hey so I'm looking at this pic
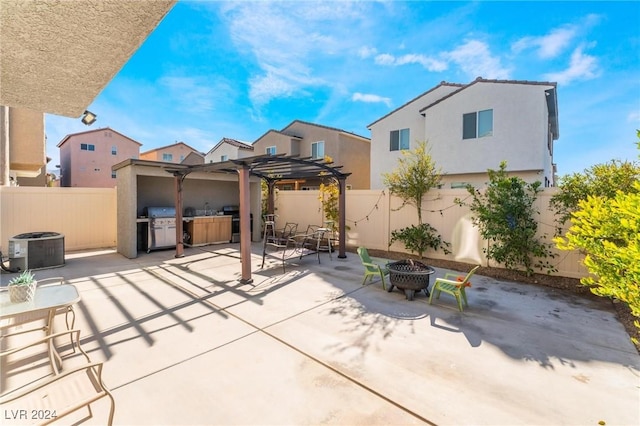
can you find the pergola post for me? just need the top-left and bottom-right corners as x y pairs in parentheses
(337, 176), (347, 258)
(267, 179), (276, 215)
(174, 173), (185, 258)
(238, 166), (253, 284)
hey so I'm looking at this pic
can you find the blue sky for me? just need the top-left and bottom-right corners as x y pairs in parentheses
(45, 1), (640, 177)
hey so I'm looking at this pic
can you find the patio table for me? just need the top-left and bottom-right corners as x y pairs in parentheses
(1, 284), (80, 374)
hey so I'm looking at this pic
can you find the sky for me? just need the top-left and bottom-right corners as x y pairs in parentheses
(45, 0), (640, 178)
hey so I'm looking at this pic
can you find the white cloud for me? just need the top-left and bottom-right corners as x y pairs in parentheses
(374, 53), (447, 72)
(374, 53), (395, 66)
(358, 46), (377, 59)
(445, 40), (511, 80)
(511, 14), (602, 59)
(627, 110), (640, 123)
(220, 1), (370, 108)
(352, 92), (392, 107)
(512, 27), (576, 59)
(543, 44), (600, 85)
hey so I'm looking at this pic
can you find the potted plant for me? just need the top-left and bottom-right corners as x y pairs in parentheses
(8, 270), (37, 303)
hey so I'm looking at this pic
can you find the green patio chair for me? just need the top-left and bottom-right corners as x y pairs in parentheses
(429, 265), (480, 311)
(357, 247), (389, 290)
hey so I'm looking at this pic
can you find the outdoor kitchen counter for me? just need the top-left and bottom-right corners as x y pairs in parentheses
(184, 216), (232, 246)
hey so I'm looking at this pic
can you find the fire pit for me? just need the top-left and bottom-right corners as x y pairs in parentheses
(387, 259), (435, 301)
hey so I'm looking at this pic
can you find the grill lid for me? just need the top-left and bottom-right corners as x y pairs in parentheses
(144, 206), (176, 218)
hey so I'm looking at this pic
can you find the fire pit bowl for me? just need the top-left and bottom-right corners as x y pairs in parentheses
(387, 259), (435, 301)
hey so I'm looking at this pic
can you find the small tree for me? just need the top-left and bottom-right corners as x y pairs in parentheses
(466, 161), (556, 276)
(382, 141), (442, 225)
(382, 141), (450, 258)
(318, 179), (340, 232)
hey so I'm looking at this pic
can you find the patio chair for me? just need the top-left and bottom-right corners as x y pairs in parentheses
(357, 247), (389, 290)
(0, 329), (116, 425)
(429, 265), (480, 311)
(270, 222), (298, 246)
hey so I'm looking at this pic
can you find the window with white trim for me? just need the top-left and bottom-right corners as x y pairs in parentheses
(162, 153), (173, 162)
(463, 109), (493, 139)
(221, 155), (228, 161)
(311, 141), (324, 159)
(111, 145), (117, 155)
(390, 129), (410, 151)
(80, 143), (95, 151)
(266, 146), (276, 156)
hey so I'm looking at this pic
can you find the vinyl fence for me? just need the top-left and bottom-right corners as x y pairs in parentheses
(0, 186), (117, 253)
(274, 188), (587, 279)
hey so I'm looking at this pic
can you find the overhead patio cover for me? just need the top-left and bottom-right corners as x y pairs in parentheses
(165, 154), (352, 283)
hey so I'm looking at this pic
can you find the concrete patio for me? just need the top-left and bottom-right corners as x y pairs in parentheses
(3, 243), (640, 425)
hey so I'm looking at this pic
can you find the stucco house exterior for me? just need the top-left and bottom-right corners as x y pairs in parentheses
(204, 138), (254, 163)
(56, 127), (142, 188)
(139, 141), (202, 164)
(368, 78), (559, 189)
(252, 120), (371, 190)
(0, 1), (175, 187)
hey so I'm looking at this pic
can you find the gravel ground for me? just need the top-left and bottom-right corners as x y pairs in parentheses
(363, 248), (640, 354)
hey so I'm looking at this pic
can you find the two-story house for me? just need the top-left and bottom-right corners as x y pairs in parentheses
(368, 78), (559, 189)
(139, 141), (202, 164)
(204, 138), (254, 163)
(252, 120), (371, 190)
(56, 127), (142, 187)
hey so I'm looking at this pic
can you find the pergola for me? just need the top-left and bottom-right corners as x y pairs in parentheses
(166, 154), (351, 284)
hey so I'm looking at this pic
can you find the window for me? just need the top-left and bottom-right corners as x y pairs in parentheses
(162, 153), (173, 162)
(80, 143), (95, 151)
(180, 155), (185, 162)
(390, 129), (410, 151)
(311, 141), (324, 159)
(111, 145), (117, 155)
(266, 146), (276, 155)
(112, 171), (117, 179)
(463, 109), (493, 139)
(221, 155), (228, 161)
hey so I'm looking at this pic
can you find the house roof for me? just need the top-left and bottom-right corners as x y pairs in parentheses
(56, 127), (143, 148)
(253, 129), (303, 144)
(0, 0), (175, 117)
(281, 120), (370, 141)
(140, 141), (203, 156)
(417, 77), (559, 139)
(207, 138), (254, 155)
(366, 81), (465, 129)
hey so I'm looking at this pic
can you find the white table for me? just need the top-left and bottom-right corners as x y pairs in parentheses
(1, 284), (80, 374)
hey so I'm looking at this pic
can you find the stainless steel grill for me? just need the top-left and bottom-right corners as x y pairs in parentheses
(144, 207), (176, 252)
(222, 205), (253, 243)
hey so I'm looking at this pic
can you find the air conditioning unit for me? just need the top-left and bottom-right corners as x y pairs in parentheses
(8, 232), (65, 271)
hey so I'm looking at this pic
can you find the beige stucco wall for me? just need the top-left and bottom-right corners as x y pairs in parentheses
(7, 107), (45, 177)
(368, 84), (460, 189)
(0, 186), (116, 254)
(140, 143), (200, 163)
(59, 129), (141, 187)
(252, 131), (300, 157)
(204, 144), (253, 163)
(254, 123), (371, 189)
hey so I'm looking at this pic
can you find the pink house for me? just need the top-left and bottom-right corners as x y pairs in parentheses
(56, 127), (142, 188)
